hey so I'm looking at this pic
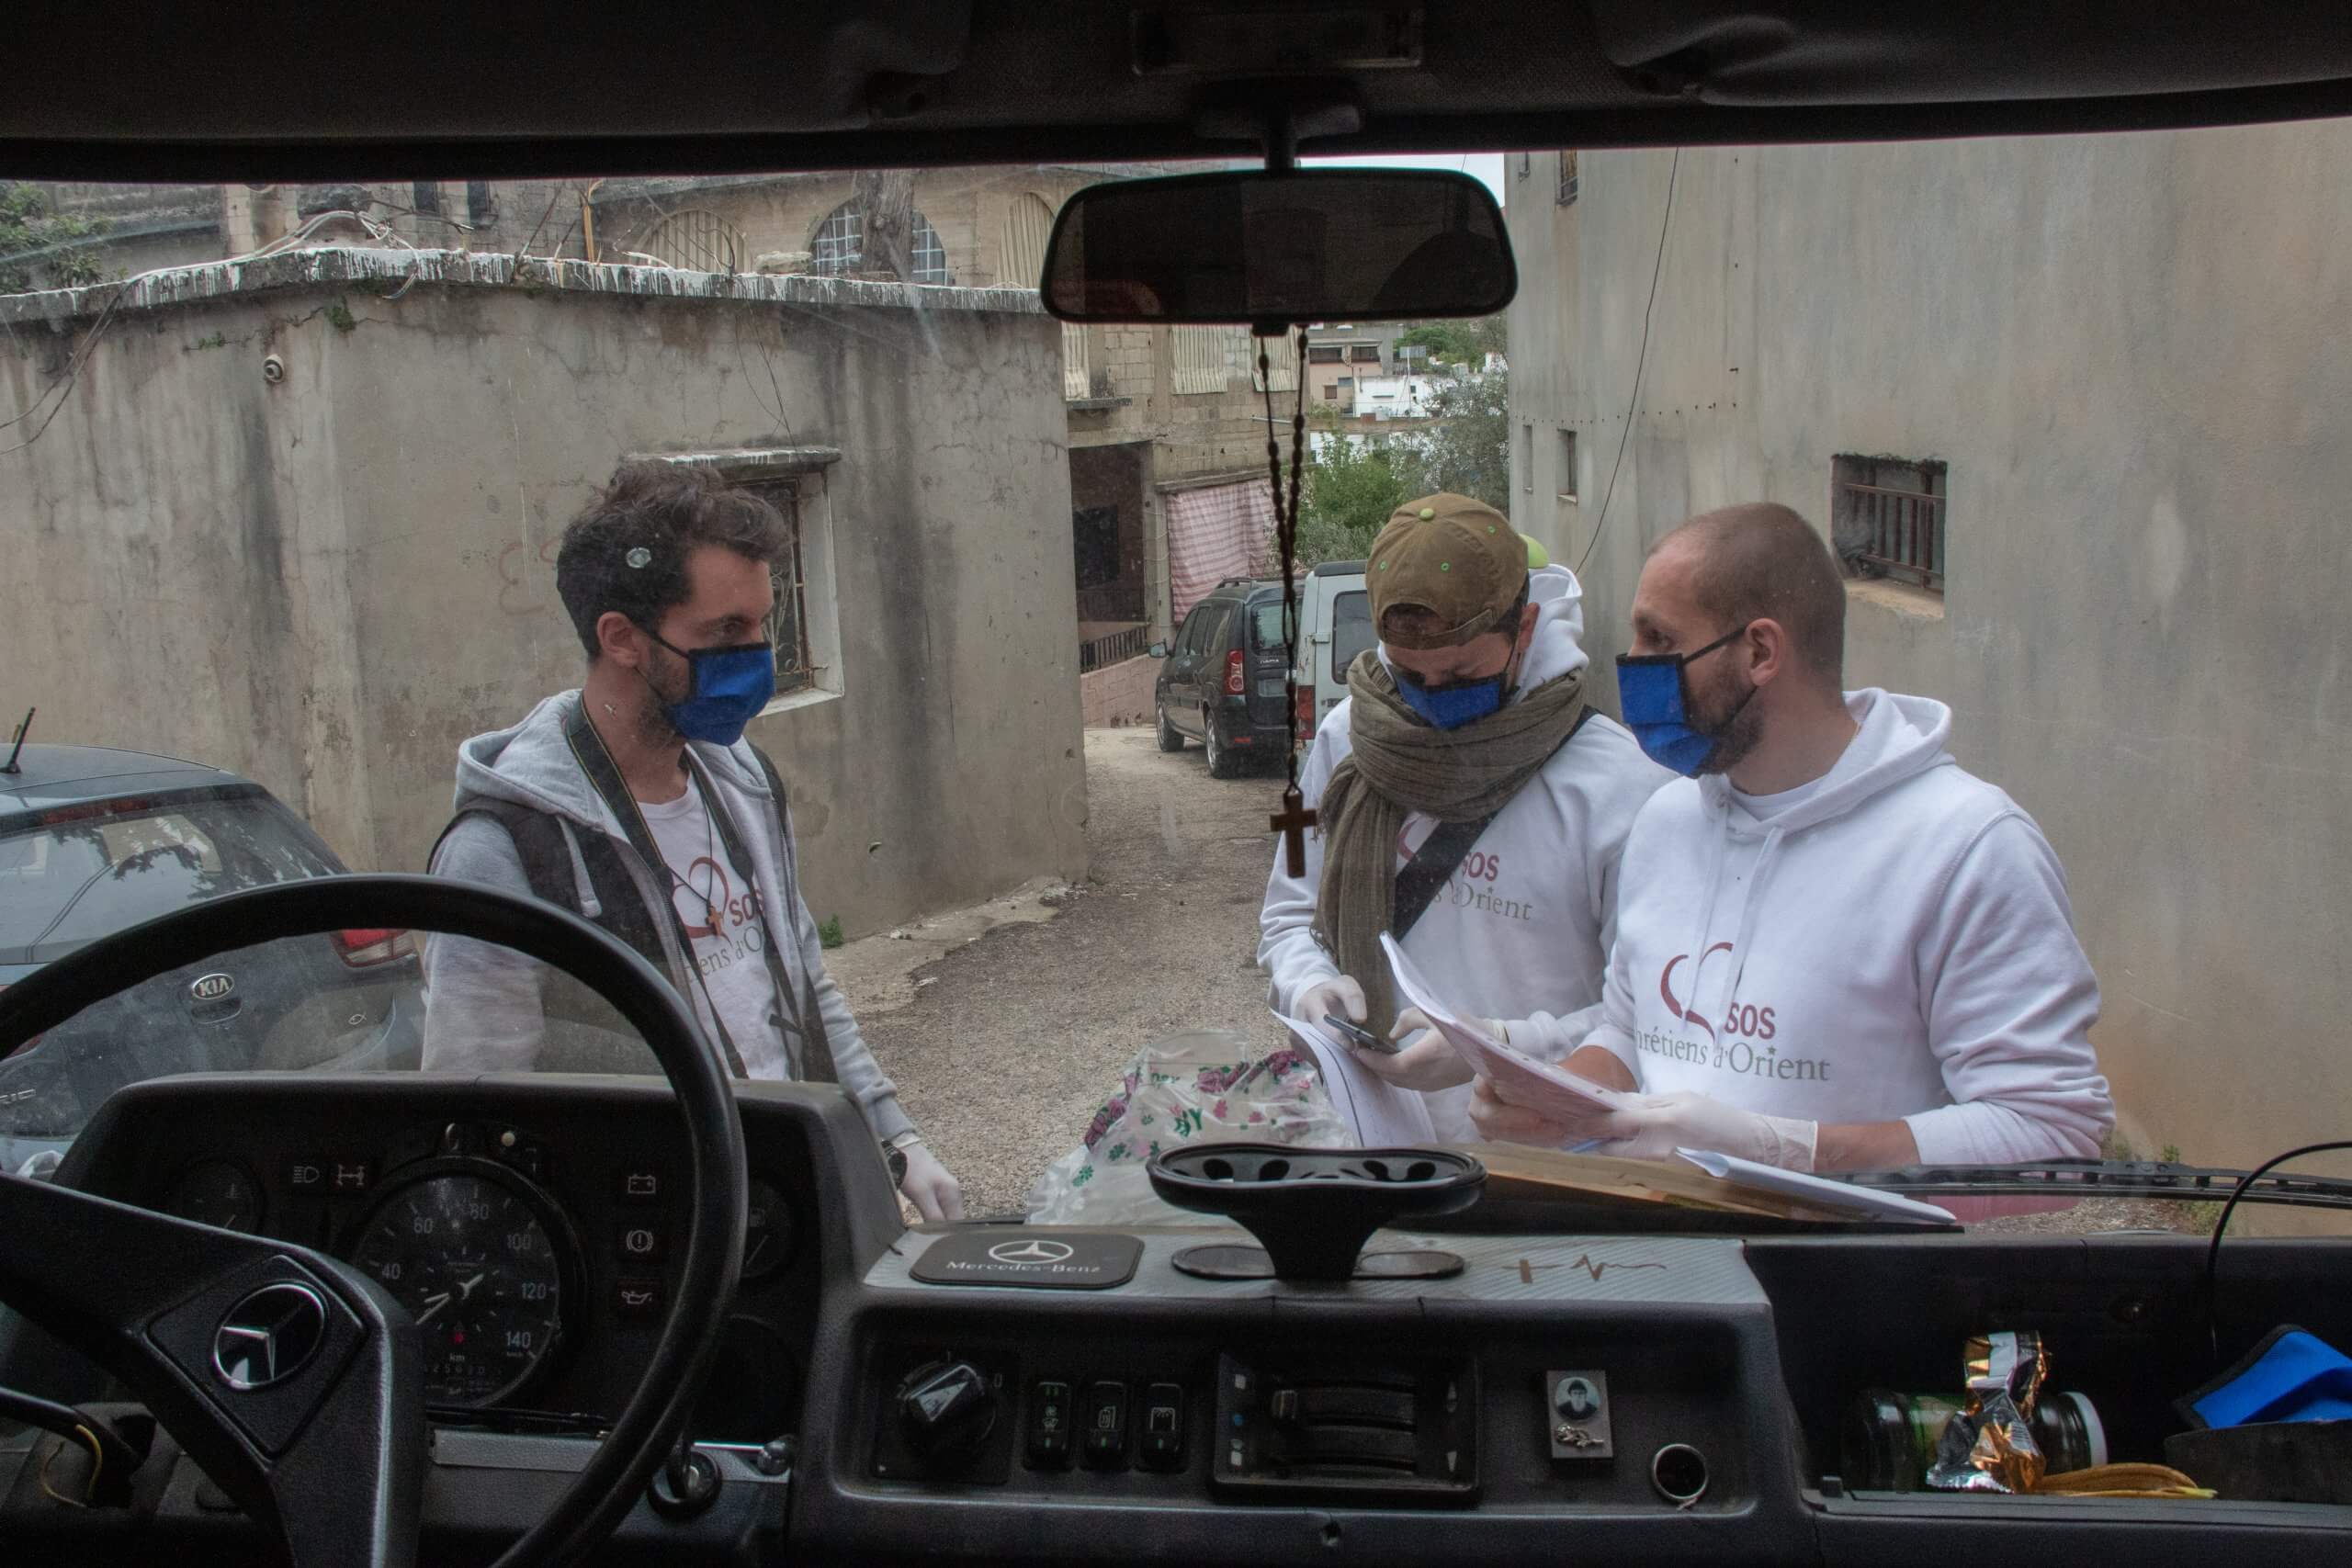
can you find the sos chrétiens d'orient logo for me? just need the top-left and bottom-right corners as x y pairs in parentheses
(1658, 942), (1777, 1044)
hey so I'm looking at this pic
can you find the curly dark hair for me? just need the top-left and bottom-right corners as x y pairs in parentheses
(555, 460), (790, 660)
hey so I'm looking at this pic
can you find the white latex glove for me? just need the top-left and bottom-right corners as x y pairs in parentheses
(1350, 1006), (1476, 1092)
(1292, 975), (1367, 1028)
(898, 1140), (966, 1222)
(1587, 1092), (1818, 1171)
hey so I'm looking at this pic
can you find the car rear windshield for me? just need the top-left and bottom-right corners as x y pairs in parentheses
(0, 795), (336, 964)
(1250, 602), (1288, 650)
(1332, 591), (1375, 679)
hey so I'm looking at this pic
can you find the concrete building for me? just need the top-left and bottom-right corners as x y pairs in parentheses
(28, 165), (1305, 721)
(1504, 126), (2352, 1173)
(1354, 374), (1443, 421)
(0, 248), (1088, 938)
(584, 168), (1295, 658)
(1302, 321), (1430, 411)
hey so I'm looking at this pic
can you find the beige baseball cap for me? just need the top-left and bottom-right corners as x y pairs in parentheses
(1367, 493), (1531, 649)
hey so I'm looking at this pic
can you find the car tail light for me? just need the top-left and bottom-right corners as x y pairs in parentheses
(333, 928), (419, 967)
(1225, 649), (1245, 695)
(1295, 683), (1315, 742)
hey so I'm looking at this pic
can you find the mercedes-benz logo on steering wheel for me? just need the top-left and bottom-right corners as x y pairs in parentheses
(212, 1281), (329, 1391)
(988, 1238), (1077, 1265)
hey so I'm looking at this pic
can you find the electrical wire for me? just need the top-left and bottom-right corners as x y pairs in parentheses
(2200, 1137), (2352, 1367)
(38, 1425), (102, 1507)
(1574, 147), (1680, 580)
(0, 207), (432, 456)
(1, 1385), (135, 1506)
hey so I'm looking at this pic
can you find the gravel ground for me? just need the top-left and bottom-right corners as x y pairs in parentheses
(838, 726), (1292, 1219)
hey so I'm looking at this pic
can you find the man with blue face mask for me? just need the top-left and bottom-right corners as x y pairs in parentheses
(422, 461), (962, 1221)
(1259, 494), (1673, 1140)
(1471, 502), (2113, 1172)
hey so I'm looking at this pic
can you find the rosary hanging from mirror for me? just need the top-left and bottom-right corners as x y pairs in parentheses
(1260, 325), (1316, 875)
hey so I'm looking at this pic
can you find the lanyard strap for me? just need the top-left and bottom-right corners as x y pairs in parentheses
(561, 702), (754, 1078)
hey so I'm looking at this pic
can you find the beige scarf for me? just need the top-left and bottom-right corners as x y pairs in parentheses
(1311, 650), (1587, 1032)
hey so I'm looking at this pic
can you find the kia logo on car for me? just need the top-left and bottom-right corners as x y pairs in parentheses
(988, 1238), (1076, 1265)
(189, 973), (236, 1003)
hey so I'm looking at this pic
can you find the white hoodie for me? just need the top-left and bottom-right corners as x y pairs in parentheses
(1521, 689), (2113, 1164)
(1258, 565), (1675, 1139)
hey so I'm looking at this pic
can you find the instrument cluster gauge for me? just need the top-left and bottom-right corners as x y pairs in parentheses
(347, 1158), (579, 1406)
(742, 1176), (797, 1283)
(164, 1158), (263, 1233)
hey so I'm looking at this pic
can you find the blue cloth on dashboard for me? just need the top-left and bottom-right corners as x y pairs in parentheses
(2185, 1327), (2352, 1429)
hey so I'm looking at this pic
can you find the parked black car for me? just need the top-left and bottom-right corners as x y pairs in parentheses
(1153, 577), (1295, 777)
(0, 743), (424, 1172)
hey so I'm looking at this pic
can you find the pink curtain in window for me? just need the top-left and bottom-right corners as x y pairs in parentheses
(1165, 480), (1276, 619)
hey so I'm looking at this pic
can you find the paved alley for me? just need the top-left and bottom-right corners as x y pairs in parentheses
(841, 727), (1295, 1218)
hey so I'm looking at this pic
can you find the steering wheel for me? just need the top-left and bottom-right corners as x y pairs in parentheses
(0, 874), (748, 1568)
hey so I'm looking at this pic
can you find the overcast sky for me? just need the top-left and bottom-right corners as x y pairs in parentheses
(1300, 151), (1509, 202)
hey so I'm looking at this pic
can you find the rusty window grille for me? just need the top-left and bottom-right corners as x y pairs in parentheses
(1557, 151), (1579, 206)
(745, 483), (816, 694)
(1079, 624), (1150, 672)
(1835, 458), (1946, 593)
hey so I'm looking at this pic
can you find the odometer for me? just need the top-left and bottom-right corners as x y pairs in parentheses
(349, 1163), (570, 1406)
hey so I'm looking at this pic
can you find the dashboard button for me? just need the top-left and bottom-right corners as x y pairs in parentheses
(616, 1222), (667, 1263)
(1081, 1381), (1128, 1469)
(1138, 1382), (1186, 1471)
(1025, 1380), (1073, 1467)
(614, 1277), (665, 1322)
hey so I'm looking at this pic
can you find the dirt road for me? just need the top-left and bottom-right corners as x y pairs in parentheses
(838, 726), (1293, 1218)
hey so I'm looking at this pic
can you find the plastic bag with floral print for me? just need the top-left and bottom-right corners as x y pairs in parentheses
(1025, 1027), (1352, 1224)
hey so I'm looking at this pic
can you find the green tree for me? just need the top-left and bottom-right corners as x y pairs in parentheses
(1394, 321), (1480, 365)
(1393, 312), (1507, 368)
(1296, 416), (1413, 566)
(0, 185), (107, 294)
(1409, 367), (1510, 511)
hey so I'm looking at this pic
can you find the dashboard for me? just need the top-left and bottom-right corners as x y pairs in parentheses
(6, 1073), (2352, 1567)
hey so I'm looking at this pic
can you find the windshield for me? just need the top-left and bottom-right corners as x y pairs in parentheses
(6, 140), (2347, 1241)
(1331, 590), (1374, 681)
(0, 795), (336, 964)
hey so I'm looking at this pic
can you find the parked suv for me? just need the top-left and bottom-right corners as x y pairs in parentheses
(1152, 578), (1295, 777)
(0, 743), (424, 1172)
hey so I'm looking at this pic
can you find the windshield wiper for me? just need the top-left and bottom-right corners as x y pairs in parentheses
(1838, 1159), (2352, 1213)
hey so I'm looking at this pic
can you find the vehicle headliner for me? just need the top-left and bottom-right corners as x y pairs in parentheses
(6, 3), (2352, 182)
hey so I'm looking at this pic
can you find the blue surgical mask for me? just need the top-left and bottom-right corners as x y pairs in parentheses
(640, 626), (776, 746)
(1395, 671), (1507, 730)
(1615, 624), (1750, 775)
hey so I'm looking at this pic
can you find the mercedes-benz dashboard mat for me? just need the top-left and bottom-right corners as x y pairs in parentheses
(910, 1230), (1144, 1290)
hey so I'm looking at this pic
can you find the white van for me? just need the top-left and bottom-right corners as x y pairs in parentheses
(1288, 558), (1372, 744)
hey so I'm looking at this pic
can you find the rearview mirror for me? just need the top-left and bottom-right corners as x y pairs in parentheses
(1041, 170), (1515, 324)
(1148, 641), (1169, 659)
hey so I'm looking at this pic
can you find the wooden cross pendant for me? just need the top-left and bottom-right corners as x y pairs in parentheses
(1270, 784), (1317, 877)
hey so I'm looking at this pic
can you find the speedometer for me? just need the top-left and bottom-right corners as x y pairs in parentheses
(348, 1161), (571, 1406)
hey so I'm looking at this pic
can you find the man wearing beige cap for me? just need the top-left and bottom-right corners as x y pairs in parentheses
(1258, 494), (1673, 1140)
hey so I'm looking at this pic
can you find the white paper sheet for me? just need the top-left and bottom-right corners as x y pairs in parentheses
(1671, 1148), (1957, 1224)
(1272, 1010), (1439, 1147)
(1379, 931), (1631, 1122)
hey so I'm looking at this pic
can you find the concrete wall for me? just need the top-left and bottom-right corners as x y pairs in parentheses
(1506, 125), (2352, 1168)
(1, 250), (1089, 938)
(1080, 658), (1157, 728)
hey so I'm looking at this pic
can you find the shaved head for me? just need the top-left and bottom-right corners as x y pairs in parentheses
(1653, 503), (1846, 687)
